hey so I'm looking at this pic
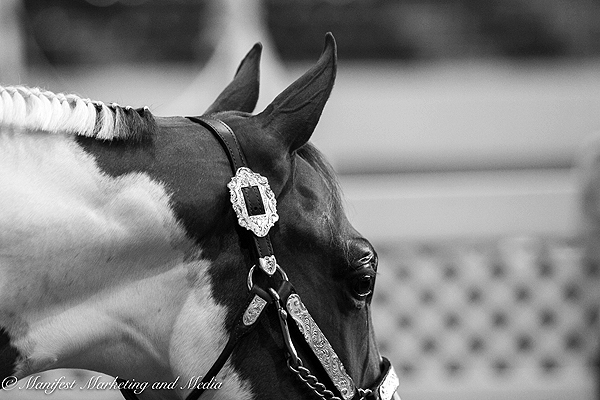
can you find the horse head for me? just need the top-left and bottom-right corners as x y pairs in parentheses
(0, 34), (398, 400)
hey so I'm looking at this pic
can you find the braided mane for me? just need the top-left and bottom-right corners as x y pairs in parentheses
(0, 86), (156, 141)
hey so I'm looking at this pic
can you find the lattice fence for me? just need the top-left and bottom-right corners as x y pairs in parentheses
(372, 236), (599, 398)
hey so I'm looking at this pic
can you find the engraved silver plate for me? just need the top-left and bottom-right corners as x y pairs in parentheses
(286, 294), (356, 400)
(242, 295), (268, 326)
(258, 255), (277, 276)
(379, 364), (400, 400)
(227, 167), (278, 237)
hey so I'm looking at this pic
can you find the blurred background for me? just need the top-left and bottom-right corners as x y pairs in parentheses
(1, 0), (599, 399)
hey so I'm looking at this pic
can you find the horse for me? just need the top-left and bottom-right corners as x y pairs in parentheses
(0, 34), (399, 400)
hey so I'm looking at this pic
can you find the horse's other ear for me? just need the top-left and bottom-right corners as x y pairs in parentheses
(204, 43), (262, 114)
(255, 33), (337, 153)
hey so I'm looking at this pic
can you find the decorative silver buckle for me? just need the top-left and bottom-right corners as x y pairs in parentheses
(227, 167), (279, 237)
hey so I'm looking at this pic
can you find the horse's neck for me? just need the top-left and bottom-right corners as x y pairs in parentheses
(0, 130), (254, 399)
(0, 131), (188, 376)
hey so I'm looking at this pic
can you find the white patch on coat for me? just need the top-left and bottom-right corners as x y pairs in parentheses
(0, 130), (253, 399)
(170, 281), (254, 400)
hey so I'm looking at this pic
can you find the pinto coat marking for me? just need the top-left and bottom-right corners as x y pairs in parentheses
(0, 87), (254, 399)
(0, 35), (390, 400)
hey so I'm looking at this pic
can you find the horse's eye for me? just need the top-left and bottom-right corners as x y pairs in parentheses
(351, 274), (375, 298)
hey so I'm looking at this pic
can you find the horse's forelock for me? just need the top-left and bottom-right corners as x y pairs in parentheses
(296, 142), (349, 258)
(0, 86), (156, 141)
(297, 142), (344, 215)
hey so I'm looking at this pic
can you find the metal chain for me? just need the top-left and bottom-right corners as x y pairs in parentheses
(286, 359), (373, 400)
(287, 359), (343, 400)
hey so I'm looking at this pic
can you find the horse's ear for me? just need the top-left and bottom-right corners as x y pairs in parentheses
(254, 33), (337, 153)
(204, 43), (262, 114)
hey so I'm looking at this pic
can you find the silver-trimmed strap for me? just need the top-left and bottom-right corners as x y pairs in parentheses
(286, 294), (357, 400)
(242, 295), (268, 326)
(189, 116), (279, 275)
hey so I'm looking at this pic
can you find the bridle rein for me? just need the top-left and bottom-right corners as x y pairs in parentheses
(118, 116), (400, 400)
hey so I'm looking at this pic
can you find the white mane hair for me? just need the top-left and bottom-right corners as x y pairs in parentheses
(0, 85), (156, 141)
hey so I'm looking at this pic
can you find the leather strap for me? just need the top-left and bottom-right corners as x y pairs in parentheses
(188, 116), (276, 266)
(188, 117), (247, 172)
(184, 116), (279, 400)
(186, 291), (271, 400)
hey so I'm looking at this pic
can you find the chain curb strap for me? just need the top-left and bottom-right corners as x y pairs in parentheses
(286, 355), (400, 400)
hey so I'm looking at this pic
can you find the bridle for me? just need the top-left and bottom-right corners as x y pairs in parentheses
(119, 116), (400, 400)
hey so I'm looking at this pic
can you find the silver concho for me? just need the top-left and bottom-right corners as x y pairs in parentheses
(227, 167), (278, 237)
(286, 294), (356, 400)
(379, 365), (400, 400)
(242, 295), (268, 326)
